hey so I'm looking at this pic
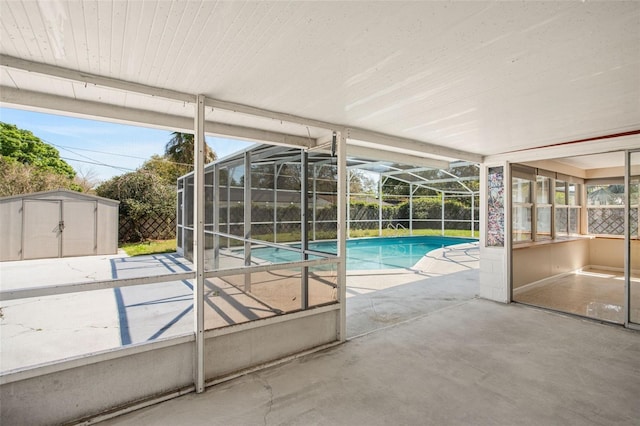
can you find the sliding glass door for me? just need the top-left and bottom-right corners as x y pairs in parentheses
(627, 151), (640, 327)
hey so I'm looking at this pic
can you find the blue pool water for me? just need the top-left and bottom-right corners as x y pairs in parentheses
(250, 236), (477, 270)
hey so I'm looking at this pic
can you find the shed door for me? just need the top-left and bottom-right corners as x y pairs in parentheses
(23, 200), (62, 259)
(62, 201), (97, 257)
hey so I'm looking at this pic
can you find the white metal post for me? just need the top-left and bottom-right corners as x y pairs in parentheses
(273, 163), (278, 243)
(227, 170), (231, 248)
(346, 170), (351, 239)
(301, 150), (309, 310)
(378, 177), (383, 236)
(213, 164), (220, 270)
(624, 150), (631, 327)
(313, 164), (317, 241)
(336, 131), (347, 342)
(471, 193), (475, 238)
(441, 191), (445, 236)
(193, 94), (205, 394)
(409, 184), (413, 236)
(244, 151), (252, 292)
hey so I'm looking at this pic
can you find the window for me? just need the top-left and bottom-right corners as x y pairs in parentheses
(536, 176), (552, 240)
(586, 181), (637, 236)
(512, 165), (583, 243)
(512, 177), (532, 241)
(555, 180), (581, 235)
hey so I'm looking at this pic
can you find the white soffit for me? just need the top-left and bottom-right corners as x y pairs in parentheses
(1, 1), (639, 159)
(555, 152), (625, 170)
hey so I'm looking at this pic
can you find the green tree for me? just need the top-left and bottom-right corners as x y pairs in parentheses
(96, 170), (176, 242)
(139, 154), (189, 186)
(165, 132), (216, 169)
(0, 157), (80, 197)
(0, 122), (75, 179)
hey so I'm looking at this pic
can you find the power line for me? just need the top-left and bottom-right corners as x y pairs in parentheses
(48, 142), (149, 160)
(60, 156), (134, 171)
(56, 144), (126, 170)
(48, 140), (194, 168)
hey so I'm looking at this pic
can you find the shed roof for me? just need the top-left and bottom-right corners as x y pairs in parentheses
(0, 189), (120, 205)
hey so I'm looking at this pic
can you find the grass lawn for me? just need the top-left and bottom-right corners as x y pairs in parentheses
(349, 228), (478, 238)
(120, 239), (177, 256)
(119, 230), (477, 256)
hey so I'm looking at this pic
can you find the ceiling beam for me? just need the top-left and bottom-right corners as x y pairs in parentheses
(204, 98), (340, 133)
(0, 87), (314, 149)
(347, 145), (449, 169)
(485, 133), (640, 164)
(0, 54), (194, 103)
(347, 129), (483, 163)
(1, 55), (484, 163)
(0, 56), (338, 133)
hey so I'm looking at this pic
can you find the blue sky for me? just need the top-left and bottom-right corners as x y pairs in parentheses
(0, 107), (254, 183)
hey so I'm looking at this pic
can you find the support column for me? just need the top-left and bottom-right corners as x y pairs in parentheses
(471, 192), (475, 238)
(213, 164), (220, 269)
(336, 131), (347, 342)
(193, 94), (205, 394)
(441, 192), (445, 236)
(409, 184), (413, 236)
(378, 177), (383, 236)
(479, 162), (511, 303)
(312, 164), (317, 241)
(346, 170), (351, 239)
(273, 163), (278, 243)
(301, 150), (309, 310)
(226, 170), (231, 248)
(244, 151), (252, 292)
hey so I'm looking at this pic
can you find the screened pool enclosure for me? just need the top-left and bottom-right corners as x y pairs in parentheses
(176, 144), (479, 314)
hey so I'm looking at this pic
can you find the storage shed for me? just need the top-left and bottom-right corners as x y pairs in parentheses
(0, 190), (119, 261)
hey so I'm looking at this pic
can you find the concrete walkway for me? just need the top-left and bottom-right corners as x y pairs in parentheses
(102, 298), (640, 426)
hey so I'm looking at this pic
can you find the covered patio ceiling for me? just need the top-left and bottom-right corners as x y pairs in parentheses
(1, 1), (639, 167)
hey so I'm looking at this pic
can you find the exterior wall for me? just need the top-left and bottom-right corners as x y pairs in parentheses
(512, 239), (590, 289)
(479, 247), (509, 302)
(0, 340), (194, 426)
(97, 200), (119, 254)
(205, 309), (338, 379)
(0, 309), (338, 425)
(479, 156), (636, 301)
(479, 162), (510, 303)
(0, 199), (22, 261)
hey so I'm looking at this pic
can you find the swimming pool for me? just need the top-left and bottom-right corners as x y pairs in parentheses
(250, 236), (477, 270)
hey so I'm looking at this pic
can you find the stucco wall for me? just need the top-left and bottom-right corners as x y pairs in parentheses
(590, 237), (640, 270)
(512, 239), (590, 289)
(512, 237), (638, 289)
(0, 309), (339, 425)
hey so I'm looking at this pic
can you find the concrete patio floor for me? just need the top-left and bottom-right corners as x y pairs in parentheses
(0, 243), (479, 372)
(2, 242), (640, 425)
(101, 298), (640, 426)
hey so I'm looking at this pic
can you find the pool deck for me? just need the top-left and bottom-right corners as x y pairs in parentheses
(0, 242), (479, 372)
(101, 297), (640, 426)
(7, 242), (638, 425)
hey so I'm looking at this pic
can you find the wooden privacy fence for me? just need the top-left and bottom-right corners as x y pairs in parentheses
(119, 214), (176, 243)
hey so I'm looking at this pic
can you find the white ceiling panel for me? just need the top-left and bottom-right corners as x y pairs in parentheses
(1, 0), (638, 160)
(5, 67), (72, 96)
